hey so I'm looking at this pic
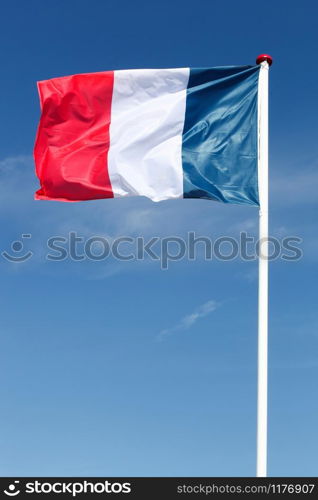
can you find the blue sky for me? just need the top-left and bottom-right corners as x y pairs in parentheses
(0, 0), (317, 477)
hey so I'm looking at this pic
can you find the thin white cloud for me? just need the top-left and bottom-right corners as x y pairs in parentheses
(158, 299), (220, 340)
(0, 154), (33, 171)
(271, 166), (318, 206)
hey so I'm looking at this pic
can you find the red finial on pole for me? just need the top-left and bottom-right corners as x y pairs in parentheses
(256, 54), (273, 66)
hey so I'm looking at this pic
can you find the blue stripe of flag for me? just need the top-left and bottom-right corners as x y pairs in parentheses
(182, 65), (260, 206)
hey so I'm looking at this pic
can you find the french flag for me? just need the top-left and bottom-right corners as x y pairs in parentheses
(34, 65), (260, 206)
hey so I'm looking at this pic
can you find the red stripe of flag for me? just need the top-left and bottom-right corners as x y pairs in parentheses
(34, 72), (114, 201)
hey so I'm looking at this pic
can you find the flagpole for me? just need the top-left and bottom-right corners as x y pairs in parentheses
(256, 54), (272, 478)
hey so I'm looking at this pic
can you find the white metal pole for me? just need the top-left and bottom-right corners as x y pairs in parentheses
(256, 54), (272, 477)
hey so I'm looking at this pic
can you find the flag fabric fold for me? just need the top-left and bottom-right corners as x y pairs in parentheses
(34, 65), (260, 206)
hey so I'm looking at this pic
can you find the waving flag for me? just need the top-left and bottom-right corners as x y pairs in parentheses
(34, 65), (260, 205)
